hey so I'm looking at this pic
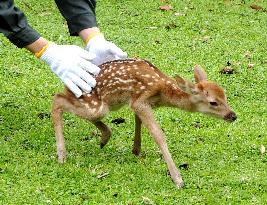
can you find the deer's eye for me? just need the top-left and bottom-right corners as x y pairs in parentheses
(210, 101), (218, 106)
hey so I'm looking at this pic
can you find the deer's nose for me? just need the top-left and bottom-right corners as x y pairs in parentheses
(224, 111), (237, 122)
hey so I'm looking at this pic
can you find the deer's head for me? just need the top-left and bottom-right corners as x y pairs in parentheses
(175, 65), (237, 122)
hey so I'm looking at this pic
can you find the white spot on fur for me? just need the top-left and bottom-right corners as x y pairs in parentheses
(84, 103), (90, 109)
(116, 71), (122, 75)
(133, 65), (138, 69)
(143, 74), (151, 78)
(92, 101), (98, 106)
(140, 86), (146, 90)
(118, 79), (134, 84)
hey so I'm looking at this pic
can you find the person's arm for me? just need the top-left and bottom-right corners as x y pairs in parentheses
(55, 0), (127, 66)
(0, 0), (40, 48)
(0, 0), (100, 98)
(25, 37), (49, 53)
(54, 0), (97, 36)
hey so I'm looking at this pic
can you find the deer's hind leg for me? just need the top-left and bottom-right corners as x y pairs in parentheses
(92, 121), (112, 148)
(52, 93), (108, 163)
(132, 114), (142, 155)
(52, 93), (74, 163)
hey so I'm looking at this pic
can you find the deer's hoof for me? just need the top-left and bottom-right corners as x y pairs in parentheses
(175, 180), (185, 189)
(57, 150), (66, 163)
(132, 148), (141, 156)
(100, 142), (105, 149)
(58, 156), (66, 164)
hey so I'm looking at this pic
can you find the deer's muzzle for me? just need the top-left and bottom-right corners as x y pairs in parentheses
(224, 111), (237, 122)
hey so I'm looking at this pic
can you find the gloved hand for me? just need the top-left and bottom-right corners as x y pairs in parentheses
(39, 43), (100, 98)
(85, 33), (127, 65)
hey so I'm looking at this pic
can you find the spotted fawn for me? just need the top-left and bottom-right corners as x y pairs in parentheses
(52, 59), (237, 188)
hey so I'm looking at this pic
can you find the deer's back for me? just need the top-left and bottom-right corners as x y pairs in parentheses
(64, 59), (172, 111)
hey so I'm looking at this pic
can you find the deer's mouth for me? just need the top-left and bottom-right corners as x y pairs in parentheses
(224, 112), (237, 122)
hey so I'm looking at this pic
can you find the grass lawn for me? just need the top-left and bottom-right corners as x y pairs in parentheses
(0, 0), (267, 204)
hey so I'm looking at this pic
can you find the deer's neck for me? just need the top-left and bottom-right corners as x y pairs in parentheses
(160, 83), (195, 112)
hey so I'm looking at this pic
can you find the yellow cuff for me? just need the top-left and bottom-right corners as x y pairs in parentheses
(35, 42), (51, 58)
(85, 31), (102, 44)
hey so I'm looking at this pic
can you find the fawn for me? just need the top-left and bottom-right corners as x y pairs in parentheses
(52, 59), (236, 188)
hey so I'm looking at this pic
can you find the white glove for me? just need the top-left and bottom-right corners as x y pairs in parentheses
(85, 34), (127, 65)
(40, 43), (100, 98)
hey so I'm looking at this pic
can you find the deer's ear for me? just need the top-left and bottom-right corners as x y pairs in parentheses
(175, 75), (195, 94)
(194, 65), (207, 83)
(196, 83), (204, 91)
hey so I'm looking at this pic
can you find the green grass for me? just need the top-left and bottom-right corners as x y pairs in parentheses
(0, 0), (267, 204)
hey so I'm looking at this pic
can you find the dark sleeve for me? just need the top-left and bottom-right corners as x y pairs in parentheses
(0, 0), (41, 48)
(55, 0), (97, 36)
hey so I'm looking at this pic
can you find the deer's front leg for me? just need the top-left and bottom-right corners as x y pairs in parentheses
(132, 102), (184, 188)
(92, 121), (112, 148)
(132, 114), (142, 155)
